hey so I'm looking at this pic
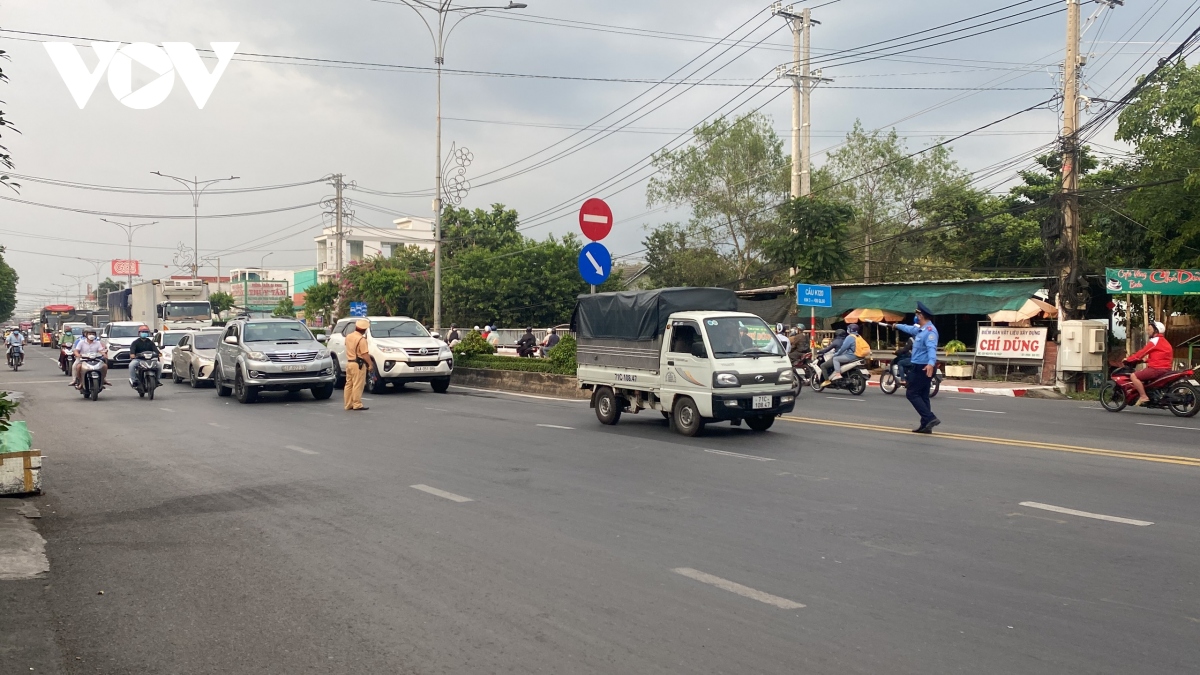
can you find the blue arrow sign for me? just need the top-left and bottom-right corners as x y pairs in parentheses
(796, 283), (832, 308)
(578, 242), (612, 286)
(349, 302), (368, 317)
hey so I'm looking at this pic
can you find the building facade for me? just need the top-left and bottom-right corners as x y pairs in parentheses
(315, 217), (435, 282)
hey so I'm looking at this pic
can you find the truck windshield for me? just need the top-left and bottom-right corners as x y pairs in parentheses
(244, 322), (313, 342)
(370, 320), (428, 338)
(164, 302), (210, 320)
(703, 317), (785, 359)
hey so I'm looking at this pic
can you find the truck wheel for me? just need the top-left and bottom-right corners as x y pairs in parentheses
(431, 378), (450, 394)
(746, 416), (775, 432)
(672, 397), (703, 437)
(595, 387), (622, 425)
(234, 370), (258, 404)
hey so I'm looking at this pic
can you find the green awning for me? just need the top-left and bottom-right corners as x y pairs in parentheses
(811, 280), (1045, 318)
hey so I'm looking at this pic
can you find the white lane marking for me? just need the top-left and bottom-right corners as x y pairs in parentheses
(450, 385), (588, 403)
(672, 568), (804, 609)
(825, 396), (863, 402)
(704, 449), (775, 462)
(582, 213), (609, 225)
(1137, 422), (1199, 432)
(960, 408), (1006, 414)
(585, 251), (603, 274)
(208, 422), (228, 429)
(159, 407), (175, 412)
(425, 407), (450, 412)
(2, 380), (75, 385)
(948, 396), (984, 401)
(411, 484), (474, 503)
(1019, 501), (1153, 527)
(286, 445), (318, 455)
(537, 424), (574, 430)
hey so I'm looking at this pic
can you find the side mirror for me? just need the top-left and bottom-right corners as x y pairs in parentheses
(690, 342), (708, 359)
(316, 334), (328, 343)
(224, 335), (238, 345)
(179, 344), (191, 352)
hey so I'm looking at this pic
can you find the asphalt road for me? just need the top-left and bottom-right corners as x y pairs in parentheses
(2, 349), (1199, 674)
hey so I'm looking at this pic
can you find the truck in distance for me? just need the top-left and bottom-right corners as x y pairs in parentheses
(110, 279), (212, 332)
(573, 288), (796, 437)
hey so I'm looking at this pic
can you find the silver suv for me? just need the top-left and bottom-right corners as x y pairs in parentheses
(214, 318), (336, 404)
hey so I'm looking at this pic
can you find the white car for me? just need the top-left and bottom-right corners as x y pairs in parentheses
(101, 321), (145, 368)
(155, 330), (190, 377)
(326, 316), (453, 394)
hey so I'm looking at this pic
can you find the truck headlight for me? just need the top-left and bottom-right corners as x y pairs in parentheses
(777, 369), (795, 384)
(713, 372), (740, 388)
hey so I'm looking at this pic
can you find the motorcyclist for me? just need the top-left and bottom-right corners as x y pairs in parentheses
(540, 327), (561, 357)
(1127, 320), (1173, 406)
(516, 327), (538, 358)
(5, 328), (25, 365)
(58, 326), (77, 372)
(72, 327), (109, 388)
(816, 329), (848, 383)
(128, 325), (162, 388)
(775, 323), (790, 352)
(788, 325), (811, 361)
(824, 323), (862, 384)
(893, 337), (914, 380)
(446, 324), (461, 346)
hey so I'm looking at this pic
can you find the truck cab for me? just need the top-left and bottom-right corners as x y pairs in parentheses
(575, 289), (796, 436)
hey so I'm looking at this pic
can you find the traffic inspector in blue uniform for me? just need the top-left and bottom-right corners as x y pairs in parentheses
(881, 302), (941, 433)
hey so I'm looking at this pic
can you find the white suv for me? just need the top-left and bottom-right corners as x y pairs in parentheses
(326, 316), (453, 394)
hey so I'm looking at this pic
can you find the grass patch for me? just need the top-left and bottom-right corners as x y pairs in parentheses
(457, 354), (575, 376)
(1062, 389), (1101, 401)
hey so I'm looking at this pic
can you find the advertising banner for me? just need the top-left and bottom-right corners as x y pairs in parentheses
(232, 280), (290, 309)
(1105, 268), (1200, 295)
(111, 259), (140, 276)
(976, 326), (1048, 360)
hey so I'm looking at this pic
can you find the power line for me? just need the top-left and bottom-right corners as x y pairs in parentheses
(0, 194), (323, 219)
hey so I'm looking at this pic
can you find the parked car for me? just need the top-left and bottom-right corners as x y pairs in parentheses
(213, 318), (336, 403)
(101, 321), (144, 368)
(325, 316), (453, 394)
(170, 328), (223, 387)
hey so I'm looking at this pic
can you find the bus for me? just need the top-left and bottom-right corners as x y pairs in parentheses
(39, 305), (75, 347)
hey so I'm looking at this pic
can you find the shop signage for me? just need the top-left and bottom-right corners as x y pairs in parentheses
(232, 280), (289, 308)
(976, 326), (1048, 360)
(1105, 268), (1200, 295)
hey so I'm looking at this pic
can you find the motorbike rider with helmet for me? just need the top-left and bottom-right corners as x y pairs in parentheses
(127, 325), (162, 388)
(816, 328), (848, 385)
(824, 323), (862, 385)
(1127, 320), (1173, 406)
(5, 327), (25, 366)
(72, 327), (109, 389)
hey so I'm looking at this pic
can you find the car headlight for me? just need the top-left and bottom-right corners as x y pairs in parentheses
(378, 346), (403, 354)
(316, 349), (330, 358)
(713, 372), (740, 388)
(246, 351), (267, 361)
(777, 369), (795, 384)
(439, 346), (452, 358)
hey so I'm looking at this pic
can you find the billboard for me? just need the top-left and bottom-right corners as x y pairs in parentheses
(232, 280), (290, 310)
(1105, 268), (1200, 295)
(976, 326), (1048, 360)
(111, 259), (140, 276)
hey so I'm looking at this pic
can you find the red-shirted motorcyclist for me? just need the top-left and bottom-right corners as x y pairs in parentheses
(1127, 320), (1173, 406)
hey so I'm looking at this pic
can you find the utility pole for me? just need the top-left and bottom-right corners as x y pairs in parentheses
(335, 174), (345, 276)
(775, 3), (829, 200)
(1059, 0), (1082, 321)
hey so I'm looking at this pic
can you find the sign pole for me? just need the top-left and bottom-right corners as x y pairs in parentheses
(590, 285), (596, 295)
(810, 307), (815, 348)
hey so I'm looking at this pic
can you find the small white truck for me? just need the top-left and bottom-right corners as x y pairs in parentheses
(574, 288), (796, 436)
(124, 279), (213, 332)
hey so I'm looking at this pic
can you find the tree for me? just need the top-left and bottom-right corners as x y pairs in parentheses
(647, 113), (789, 286)
(822, 121), (963, 282)
(641, 222), (735, 289)
(209, 291), (235, 316)
(302, 280), (339, 327)
(441, 204), (523, 260)
(0, 41), (16, 192)
(338, 254), (433, 321)
(763, 198), (854, 284)
(272, 297), (296, 318)
(96, 278), (125, 310)
(0, 246), (16, 323)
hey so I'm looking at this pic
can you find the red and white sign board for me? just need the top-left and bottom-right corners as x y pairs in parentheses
(976, 326), (1048, 360)
(578, 198), (613, 241)
(112, 259), (140, 276)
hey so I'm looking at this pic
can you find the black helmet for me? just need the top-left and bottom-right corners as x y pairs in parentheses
(835, 329), (847, 338)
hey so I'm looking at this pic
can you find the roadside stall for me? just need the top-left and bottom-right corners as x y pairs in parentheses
(1105, 268), (1200, 369)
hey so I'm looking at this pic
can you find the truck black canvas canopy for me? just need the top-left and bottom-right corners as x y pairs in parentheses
(571, 287), (740, 341)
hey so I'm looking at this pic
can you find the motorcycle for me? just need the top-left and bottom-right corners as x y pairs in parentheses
(879, 360), (943, 397)
(60, 345), (74, 376)
(6, 344), (22, 371)
(131, 352), (161, 400)
(791, 351), (816, 393)
(810, 352), (870, 396)
(1098, 361), (1199, 417)
(79, 355), (105, 401)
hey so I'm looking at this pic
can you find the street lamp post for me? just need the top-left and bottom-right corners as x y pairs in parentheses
(101, 219), (158, 289)
(259, 252), (274, 274)
(61, 273), (91, 307)
(388, 0), (528, 332)
(151, 172), (240, 279)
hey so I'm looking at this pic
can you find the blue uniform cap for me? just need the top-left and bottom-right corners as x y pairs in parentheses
(916, 301), (934, 319)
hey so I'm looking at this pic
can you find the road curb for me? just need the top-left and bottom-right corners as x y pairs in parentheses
(866, 380), (1053, 397)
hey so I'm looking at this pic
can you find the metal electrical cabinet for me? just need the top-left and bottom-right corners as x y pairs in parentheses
(1058, 319), (1107, 372)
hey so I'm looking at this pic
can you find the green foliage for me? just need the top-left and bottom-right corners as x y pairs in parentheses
(944, 340), (967, 354)
(0, 43), (16, 192)
(302, 280), (340, 327)
(272, 297), (296, 318)
(338, 249), (433, 322)
(763, 198), (854, 284)
(442, 204), (523, 260)
(0, 247), (16, 323)
(96, 278), (124, 310)
(546, 334), (577, 374)
(451, 330), (495, 356)
(647, 112), (789, 286)
(208, 291), (235, 315)
(456, 354), (574, 376)
(641, 222), (735, 288)
(0, 391), (18, 432)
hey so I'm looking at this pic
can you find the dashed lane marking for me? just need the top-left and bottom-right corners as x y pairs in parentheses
(208, 422), (229, 429)
(780, 416), (1200, 467)
(159, 408), (175, 412)
(537, 424), (575, 430)
(1137, 422), (1199, 432)
(286, 445), (318, 455)
(1019, 501), (1153, 526)
(960, 408), (1006, 414)
(411, 484), (474, 503)
(824, 396), (863, 402)
(672, 568), (804, 609)
(704, 449), (775, 462)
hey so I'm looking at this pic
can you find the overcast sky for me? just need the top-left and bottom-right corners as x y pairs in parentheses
(1, 0), (1191, 313)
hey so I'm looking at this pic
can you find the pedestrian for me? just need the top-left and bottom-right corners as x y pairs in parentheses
(344, 318), (370, 412)
(882, 302), (940, 433)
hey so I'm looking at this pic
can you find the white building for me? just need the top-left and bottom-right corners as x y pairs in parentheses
(315, 217), (435, 281)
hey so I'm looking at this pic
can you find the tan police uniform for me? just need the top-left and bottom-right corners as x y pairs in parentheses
(344, 319), (370, 410)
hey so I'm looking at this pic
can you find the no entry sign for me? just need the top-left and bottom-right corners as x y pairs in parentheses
(578, 198), (613, 241)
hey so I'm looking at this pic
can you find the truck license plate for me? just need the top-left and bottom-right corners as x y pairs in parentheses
(752, 395), (772, 409)
(413, 366), (436, 373)
(282, 365), (306, 373)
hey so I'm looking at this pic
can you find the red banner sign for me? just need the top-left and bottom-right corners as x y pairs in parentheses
(112, 259), (140, 276)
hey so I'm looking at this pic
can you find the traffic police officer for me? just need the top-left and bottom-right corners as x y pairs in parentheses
(883, 302), (941, 433)
(344, 319), (370, 412)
